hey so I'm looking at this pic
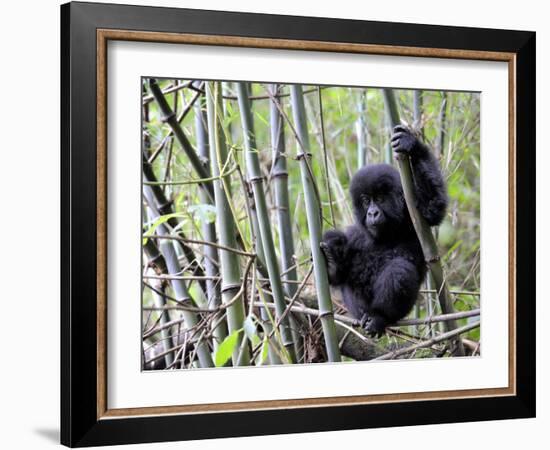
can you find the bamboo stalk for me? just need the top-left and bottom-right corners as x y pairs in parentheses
(205, 82), (250, 365)
(355, 89), (368, 167)
(289, 85), (341, 362)
(413, 90), (423, 133)
(436, 91), (448, 160)
(143, 192), (214, 368)
(249, 213), (283, 365)
(382, 88), (465, 356)
(235, 148), (283, 365)
(269, 84), (304, 362)
(412, 90), (429, 328)
(236, 82), (296, 363)
(383, 92), (394, 164)
(193, 89), (227, 349)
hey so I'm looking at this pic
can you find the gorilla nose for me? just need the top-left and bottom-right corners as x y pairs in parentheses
(368, 209), (380, 220)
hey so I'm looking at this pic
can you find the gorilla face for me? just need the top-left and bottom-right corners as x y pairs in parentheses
(361, 193), (386, 236)
(350, 164), (407, 239)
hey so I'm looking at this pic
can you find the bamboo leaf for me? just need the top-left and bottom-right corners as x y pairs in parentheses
(142, 212), (187, 245)
(260, 337), (270, 364)
(215, 329), (243, 367)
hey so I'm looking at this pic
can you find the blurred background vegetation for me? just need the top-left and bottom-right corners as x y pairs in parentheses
(142, 79), (480, 370)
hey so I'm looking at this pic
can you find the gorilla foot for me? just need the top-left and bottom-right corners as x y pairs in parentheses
(359, 313), (370, 328)
(363, 315), (387, 338)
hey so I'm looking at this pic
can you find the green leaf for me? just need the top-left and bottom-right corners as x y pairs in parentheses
(142, 212), (187, 245)
(260, 337), (270, 365)
(214, 329), (242, 367)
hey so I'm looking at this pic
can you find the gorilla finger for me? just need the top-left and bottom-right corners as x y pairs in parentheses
(391, 132), (405, 142)
(391, 139), (401, 148)
(393, 125), (408, 133)
(391, 131), (406, 139)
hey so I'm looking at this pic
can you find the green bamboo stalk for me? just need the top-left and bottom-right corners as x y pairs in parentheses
(148, 78), (214, 202)
(269, 84), (304, 361)
(193, 91), (228, 349)
(248, 202), (283, 365)
(355, 89), (368, 168)
(413, 90), (423, 132)
(436, 92), (448, 160)
(143, 191), (215, 368)
(382, 88), (465, 356)
(236, 82), (296, 364)
(383, 91), (395, 164)
(205, 81), (250, 365)
(413, 90), (435, 335)
(289, 85), (341, 362)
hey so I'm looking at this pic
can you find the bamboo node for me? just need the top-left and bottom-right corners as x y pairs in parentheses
(158, 199), (173, 212)
(426, 255), (441, 263)
(221, 283), (241, 294)
(161, 111), (176, 123)
(248, 175), (264, 184)
(176, 296), (193, 305)
(296, 151), (312, 160)
(272, 171), (289, 179)
(146, 255), (164, 273)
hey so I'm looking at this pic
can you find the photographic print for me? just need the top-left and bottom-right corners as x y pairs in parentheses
(141, 79), (481, 370)
(62, 4), (534, 444)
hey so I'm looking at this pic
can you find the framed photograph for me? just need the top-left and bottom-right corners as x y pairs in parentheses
(61, 1), (535, 447)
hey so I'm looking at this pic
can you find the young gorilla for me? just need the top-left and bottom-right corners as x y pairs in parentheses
(321, 125), (447, 336)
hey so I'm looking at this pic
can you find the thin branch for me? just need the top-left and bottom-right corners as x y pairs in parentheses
(143, 164), (238, 186)
(375, 321), (479, 360)
(145, 235), (256, 258)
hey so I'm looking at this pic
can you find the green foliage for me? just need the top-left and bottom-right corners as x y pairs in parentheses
(215, 330), (243, 367)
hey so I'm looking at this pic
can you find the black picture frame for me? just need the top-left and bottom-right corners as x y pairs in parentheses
(61, 1), (535, 447)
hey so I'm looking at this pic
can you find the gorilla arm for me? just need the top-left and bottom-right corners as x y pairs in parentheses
(391, 125), (448, 226)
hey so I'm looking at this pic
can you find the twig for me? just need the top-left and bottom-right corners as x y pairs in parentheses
(143, 164), (238, 186)
(145, 235), (256, 258)
(375, 321), (479, 360)
(142, 80), (194, 104)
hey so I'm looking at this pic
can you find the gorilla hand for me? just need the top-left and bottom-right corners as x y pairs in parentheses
(320, 230), (348, 285)
(391, 125), (424, 157)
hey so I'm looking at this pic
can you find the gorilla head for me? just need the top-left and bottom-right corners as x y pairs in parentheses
(349, 164), (408, 240)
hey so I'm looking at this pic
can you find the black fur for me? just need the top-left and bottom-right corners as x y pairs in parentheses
(321, 126), (448, 336)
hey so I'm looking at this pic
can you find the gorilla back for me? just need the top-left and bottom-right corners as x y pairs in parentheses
(321, 126), (448, 336)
